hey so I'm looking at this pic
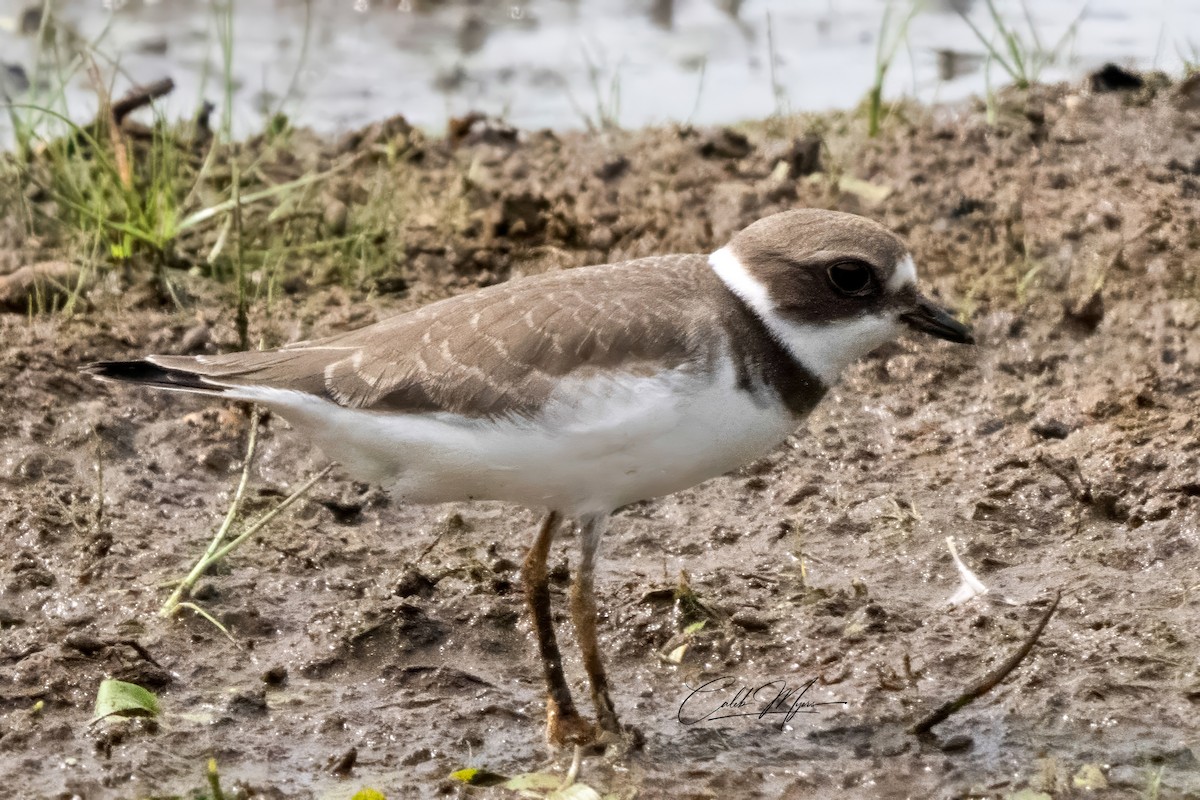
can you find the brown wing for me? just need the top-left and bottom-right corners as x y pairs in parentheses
(148, 254), (726, 419)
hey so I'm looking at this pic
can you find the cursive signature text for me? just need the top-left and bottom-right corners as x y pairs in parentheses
(677, 676), (847, 729)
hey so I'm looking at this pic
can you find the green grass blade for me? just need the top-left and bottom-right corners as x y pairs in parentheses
(956, 8), (1018, 82)
(177, 160), (356, 233)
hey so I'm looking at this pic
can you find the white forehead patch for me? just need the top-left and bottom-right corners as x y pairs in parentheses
(709, 247), (904, 386)
(709, 245), (773, 311)
(887, 254), (917, 293)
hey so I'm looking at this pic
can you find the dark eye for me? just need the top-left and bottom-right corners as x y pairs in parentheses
(827, 261), (874, 296)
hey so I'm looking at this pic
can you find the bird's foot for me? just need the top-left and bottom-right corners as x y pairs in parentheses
(568, 723), (642, 758)
(596, 718), (644, 756)
(547, 708), (643, 755)
(592, 695), (644, 754)
(546, 701), (600, 748)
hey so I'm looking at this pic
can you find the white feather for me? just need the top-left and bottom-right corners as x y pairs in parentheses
(708, 247), (903, 386)
(944, 536), (988, 606)
(888, 254), (917, 293)
(226, 357), (797, 518)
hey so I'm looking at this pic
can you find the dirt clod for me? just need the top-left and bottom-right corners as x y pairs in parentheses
(0, 261), (85, 312)
(698, 127), (753, 160)
(1089, 63), (1145, 92)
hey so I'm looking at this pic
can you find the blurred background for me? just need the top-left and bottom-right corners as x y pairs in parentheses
(2, 0), (1198, 139)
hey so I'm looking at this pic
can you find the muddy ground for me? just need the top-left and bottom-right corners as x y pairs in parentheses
(2, 79), (1199, 799)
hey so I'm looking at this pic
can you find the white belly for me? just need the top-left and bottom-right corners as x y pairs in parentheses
(237, 361), (799, 517)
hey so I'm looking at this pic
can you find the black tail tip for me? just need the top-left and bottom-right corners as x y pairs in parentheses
(82, 360), (212, 391)
(83, 360), (159, 381)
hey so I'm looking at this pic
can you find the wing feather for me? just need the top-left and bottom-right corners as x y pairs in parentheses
(141, 254), (723, 418)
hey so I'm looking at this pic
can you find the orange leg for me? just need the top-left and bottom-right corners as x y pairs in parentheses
(569, 514), (628, 739)
(521, 511), (594, 746)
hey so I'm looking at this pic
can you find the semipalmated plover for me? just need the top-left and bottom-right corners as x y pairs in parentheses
(87, 208), (973, 748)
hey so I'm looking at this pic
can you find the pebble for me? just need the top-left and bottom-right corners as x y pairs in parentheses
(587, 226), (615, 250)
(594, 155), (630, 181)
(262, 666), (288, 686)
(323, 199), (349, 236)
(179, 323), (212, 354)
(940, 734), (973, 753)
(698, 127), (753, 160)
(731, 611), (772, 632)
(1030, 419), (1072, 440)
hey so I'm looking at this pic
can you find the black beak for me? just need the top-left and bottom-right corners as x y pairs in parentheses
(901, 295), (974, 344)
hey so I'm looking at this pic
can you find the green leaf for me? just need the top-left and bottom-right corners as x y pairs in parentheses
(93, 678), (159, 721)
(449, 767), (509, 787)
(351, 789), (387, 800)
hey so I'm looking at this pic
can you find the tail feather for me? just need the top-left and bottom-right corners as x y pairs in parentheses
(82, 359), (228, 395)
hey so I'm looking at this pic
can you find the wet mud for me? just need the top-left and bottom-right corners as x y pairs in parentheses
(2, 81), (1199, 798)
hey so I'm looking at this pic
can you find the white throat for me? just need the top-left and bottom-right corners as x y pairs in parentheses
(708, 246), (902, 386)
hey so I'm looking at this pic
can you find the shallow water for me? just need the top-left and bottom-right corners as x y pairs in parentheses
(1, 0), (1197, 139)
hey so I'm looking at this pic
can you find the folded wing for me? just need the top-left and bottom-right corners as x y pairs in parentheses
(90, 255), (721, 420)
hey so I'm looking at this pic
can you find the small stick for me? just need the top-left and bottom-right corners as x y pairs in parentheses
(160, 463), (333, 626)
(92, 429), (105, 537)
(160, 406), (261, 616)
(177, 602), (238, 645)
(110, 78), (175, 125)
(112, 639), (162, 667)
(232, 161), (248, 351)
(1036, 454), (1091, 503)
(414, 529), (447, 564)
(206, 464), (334, 565)
(909, 589), (1062, 735)
(563, 744), (583, 787)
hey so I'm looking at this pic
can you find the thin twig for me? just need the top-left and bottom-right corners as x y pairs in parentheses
(92, 429), (105, 537)
(112, 639), (163, 667)
(110, 78), (175, 125)
(232, 161), (248, 351)
(564, 745), (583, 787)
(1036, 453), (1093, 503)
(176, 155), (361, 233)
(178, 602), (238, 645)
(160, 407), (261, 617)
(162, 461), (332, 635)
(414, 530), (447, 565)
(909, 589), (1062, 735)
(207, 464), (334, 565)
